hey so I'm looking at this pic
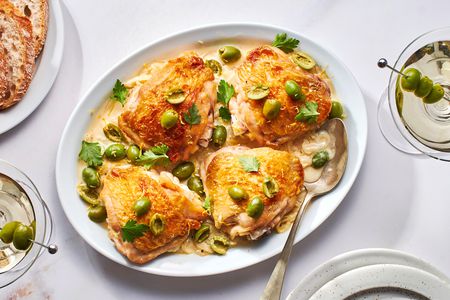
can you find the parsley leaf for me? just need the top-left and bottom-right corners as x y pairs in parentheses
(111, 79), (128, 106)
(203, 196), (211, 214)
(239, 156), (260, 172)
(78, 141), (103, 167)
(151, 144), (169, 155)
(295, 101), (320, 123)
(183, 103), (201, 126)
(135, 146), (170, 169)
(272, 33), (300, 53)
(217, 80), (235, 106)
(121, 220), (149, 243)
(219, 106), (231, 121)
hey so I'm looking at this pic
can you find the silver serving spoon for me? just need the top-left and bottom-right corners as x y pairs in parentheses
(261, 118), (348, 300)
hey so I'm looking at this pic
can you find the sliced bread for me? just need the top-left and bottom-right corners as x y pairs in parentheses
(9, 0), (48, 56)
(0, 46), (12, 104)
(0, 0), (34, 110)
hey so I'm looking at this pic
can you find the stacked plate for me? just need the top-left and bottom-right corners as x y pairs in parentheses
(287, 248), (450, 299)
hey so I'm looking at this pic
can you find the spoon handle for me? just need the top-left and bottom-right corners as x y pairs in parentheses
(261, 193), (314, 300)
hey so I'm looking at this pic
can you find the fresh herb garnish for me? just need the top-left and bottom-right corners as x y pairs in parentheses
(219, 106), (231, 121)
(136, 145), (170, 169)
(217, 80), (235, 106)
(272, 33), (299, 53)
(150, 144), (170, 155)
(203, 196), (211, 214)
(78, 141), (103, 167)
(121, 220), (149, 242)
(111, 79), (128, 106)
(239, 156), (260, 172)
(183, 103), (201, 126)
(295, 101), (320, 123)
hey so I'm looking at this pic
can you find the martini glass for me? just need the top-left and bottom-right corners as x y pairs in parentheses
(377, 27), (450, 161)
(0, 160), (56, 288)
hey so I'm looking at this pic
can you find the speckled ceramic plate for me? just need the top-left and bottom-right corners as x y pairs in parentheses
(0, 0), (64, 134)
(56, 23), (367, 277)
(287, 248), (450, 300)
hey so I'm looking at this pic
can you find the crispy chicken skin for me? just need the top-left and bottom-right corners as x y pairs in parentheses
(230, 46), (332, 145)
(202, 146), (304, 240)
(100, 166), (208, 264)
(119, 53), (215, 162)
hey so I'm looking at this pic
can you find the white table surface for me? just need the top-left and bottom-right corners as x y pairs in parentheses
(2, 0), (450, 299)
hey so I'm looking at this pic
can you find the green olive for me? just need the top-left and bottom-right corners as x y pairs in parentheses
(149, 213), (165, 236)
(134, 197), (151, 216)
(160, 110), (179, 129)
(104, 143), (126, 161)
(401, 68), (421, 92)
(262, 177), (279, 199)
(312, 150), (330, 168)
(212, 125), (227, 147)
(77, 184), (100, 206)
(210, 236), (230, 255)
(82, 167), (100, 188)
(166, 89), (186, 104)
(246, 197), (264, 218)
(172, 161), (195, 180)
(103, 123), (123, 142)
(194, 223), (210, 243)
(218, 46), (241, 63)
(228, 186), (249, 201)
(127, 145), (141, 162)
(88, 205), (107, 223)
(263, 99), (281, 120)
(423, 84), (445, 104)
(205, 59), (222, 75)
(247, 85), (270, 100)
(12, 224), (33, 251)
(285, 80), (305, 101)
(329, 101), (344, 119)
(187, 176), (205, 196)
(291, 51), (316, 70)
(0, 221), (20, 244)
(414, 76), (433, 98)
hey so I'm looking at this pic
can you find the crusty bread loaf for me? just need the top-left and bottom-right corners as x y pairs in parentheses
(0, 0), (34, 110)
(8, 0), (48, 56)
(0, 46), (12, 104)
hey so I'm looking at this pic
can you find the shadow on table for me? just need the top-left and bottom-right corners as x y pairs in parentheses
(83, 89), (418, 299)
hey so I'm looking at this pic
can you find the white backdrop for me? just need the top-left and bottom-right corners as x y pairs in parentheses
(1, 0), (450, 299)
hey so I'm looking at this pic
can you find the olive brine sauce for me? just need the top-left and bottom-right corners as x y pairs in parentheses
(79, 38), (340, 255)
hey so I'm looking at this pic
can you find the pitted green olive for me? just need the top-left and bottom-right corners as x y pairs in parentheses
(205, 59), (222, 75)
(127, 145), (141, 162)
(149, 213), (165, 236)
(105, 143), (126, 161)
(194, 223), (210, 243)
(218, 46), (241, 63)
(12, 224), (33, 251)
(423, 84), (445, 104)
(227, 186), (248, 201)
(285, 80), (305, 101)
(134, 197), (151, 216)
(82, 167), (100, 188)
(414, 76), (433, 98)
(160, 110), (179, 129)
(77, 184), (100, 206)
(212, 125), (227, 147)
(401, 68), (421, 92)
(88, 205), (107, 223)
(0, 221), (20, 244)
(166, 89), (186, 104)
(172, 161), (195, 180)
(329, 101), (344, 119)
(291, 51), (316, 70)
(187, 176), (205, 196)
(262, 177), (279, 198)
(263, 99), (281, 120)
(103, 123), (124, 142)
(247, 85), (270, 100)
(247, 197), (264, 218)
(210, 236), (230, 255)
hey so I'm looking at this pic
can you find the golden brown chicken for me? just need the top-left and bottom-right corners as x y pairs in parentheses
(201, 146), (304, 240)
(229, 46), (332, 145)
(119, 53), (216, 162)
(100, 166), (208, 264)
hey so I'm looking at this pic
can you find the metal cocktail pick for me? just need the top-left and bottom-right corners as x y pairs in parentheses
(0, 226), (58, 254)
(377, 58), (450, 101)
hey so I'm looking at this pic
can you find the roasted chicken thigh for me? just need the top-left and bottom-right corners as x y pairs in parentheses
(119, 53), (216, 162)
(100, 166), (208, 264)
(202, 146), (304, 240)
(230, 46), (332, 145)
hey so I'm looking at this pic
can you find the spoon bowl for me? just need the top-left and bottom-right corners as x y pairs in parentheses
(262, 118), (348, 300)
